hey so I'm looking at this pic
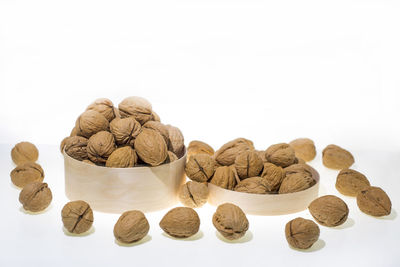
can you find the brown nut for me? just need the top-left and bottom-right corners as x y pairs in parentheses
(118, 96), (153, 125)
(134, 128), (168, 166)
(265, 143), (296, 168)
(309, 195), (349, 227)
(165, 125), (185, 158)
(11, 142), (39, 165)
(19, 182), (52, 212)
(86, 98), (117, 122)
(322, 144), (354, 169)
(357, 186), (391, 217)
(336, 169), (370, 196)
(289, 138), (316, 162)
(260, 163), (285, 192)
(75, 110), (109, 138)
(10, 162), (44, 188)
(106, 146), (138, 168)
(87, 131), (116, 164)
(185, 154), (216, 183)
(143, 121), (170, 148)
(255, 150), (268, 163)
(62, 200), (94, 234)
(210, 166), (238, 190)
(187, 140), (214, 159)
(63, 136), (89, 161)
(109, 117), (141, 146)
(285, 217), (320, 249)
(234, 177), (268, 194)
(178, 181), (209, 208)
(234, 151), (263, 180)
(284, 163), (313, 177)
(166, 151), (178, 163)
(279, 172), (315, 194)
(151, 111), (161, 122)
(212, 203), (249, 240)
(214, 138), (254, 166)
(159, 207), (200, 238)
(114, 210), (150, 243)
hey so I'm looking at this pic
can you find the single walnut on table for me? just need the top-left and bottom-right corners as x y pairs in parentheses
(357, 186), (391, 217)
(159, 207), (200, 238)
(322, 144), (354, 169)
(19, 182), (52, 212)
(11, 141), (39, 165)
(336, 169), (370, 197)
(308, 195), (349, 227)
(212, 203), (249, 240)
(62, 200), (94, 234)
(114, 210), (149, 243)
(10, 162), (44, 188)
(285, 217), (320, 249)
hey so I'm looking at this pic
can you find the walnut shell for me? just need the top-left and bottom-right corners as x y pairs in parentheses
(10, 162), (44, 188)
(185, 154), (216, 182)
(62, 200), (94, 234)
(289, 138), (316, 162)
(19, 182), (52, 212)
(212, 203), (249, 240)
(106, 146), (138, 168)
(322, 144), (354, 169)
(357, 186), (391, 217)
(284, 163), (313, 177)
(279, 172), (315, 194)
(234, 177), (268, 194)
(11, 142), (39, 165)
(114, 210), (150, 243)
(118, 96), (153, 125)
(234, 150), (263, 180)
(86, 98), (117, 122)
(260, 163), (285, 192)
(285, 217), (320, 249)
(87, 131), (116, 164)
(210, 166), (238, 190)
(187, 140), (214, 159)
(165, 125), (185, 158)
(166, 151), (178, 163)
(336, 169), (370, 196)
(109, 117), (141, 146)
(255, 150), (268, 163)
(143, 121), (170, 148)
(159, 207), (200, 238)
(151, 111), (161, 122)
(265, 143), (296, 168)
(75, 110), (109, 138)
(134, 128), (168, 166)
(214, 138), (254, 166)
(63, 136), (89, 161)
(308, 195), (349, 227)
(179, 181), (209, 208)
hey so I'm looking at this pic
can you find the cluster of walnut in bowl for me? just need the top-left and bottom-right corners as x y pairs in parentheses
(61, 97), (184, 167)
(185, 138), (317, 194)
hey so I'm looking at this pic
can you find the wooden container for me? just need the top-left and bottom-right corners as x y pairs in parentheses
(63, 151), (186, 213)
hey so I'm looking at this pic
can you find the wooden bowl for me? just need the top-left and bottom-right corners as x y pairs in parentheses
(63, 150), (186, 213)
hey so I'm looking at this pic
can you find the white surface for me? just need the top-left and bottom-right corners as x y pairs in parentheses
(0, 0), (400, 266)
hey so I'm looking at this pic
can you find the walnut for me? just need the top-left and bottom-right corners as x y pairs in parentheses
(336, 169), (370, 196)
(295, 157), (306, 164)
(265, 143), (296, 168)
(10, 162), (44, 188)
(279, 172), (315, 194)
(212, 203), (249, 240)
(109, 117), (141, 146)
(165, 151), (178, 163)
(165, 125), (185, 158)
(143, 121), (170, 147)
(255, 150), (268, 163)
(106, 146), (138, 168)
(159, 207), (200, 238)
(214, 138), (254, 166)
(19, 182), (52, 212)
(357, 186), (391, 217)
(185, 154), (216, 182)
(118, 96), (153, 125)
(87, 131), (116, 164)
(210, 166), (238, 190)
(151, 111), (161, 122)
(308, 195), (349, 227)
(178, 181), (209, 208)
(187, 140), (214, 159)
(284, 163), (313, 177)
(75, 110), (109, 138)
(134, 128), (168, 166)
(86, 98), (117, 122)
(234, 150), (263, 180)
(260, 162), (285, 192)
(11, 142), (39, 165)
(114, 210), (150, 243)
(62, 200), (94, 234)
(70, 127), (78, 137)
(234, 177), (268, 194)
(322, 144), (354, 169)
(285, 217), (320, 249)
(63, 136), (88, 161)
(289, 138), (316, 162)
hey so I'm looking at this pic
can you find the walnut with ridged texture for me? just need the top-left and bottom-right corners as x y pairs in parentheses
(114, 210), (149, 243)
(11, 142), (39, 165)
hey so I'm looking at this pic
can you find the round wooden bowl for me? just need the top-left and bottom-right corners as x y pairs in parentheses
(63, 150), (187, 213)
(208, 166), (320, 215)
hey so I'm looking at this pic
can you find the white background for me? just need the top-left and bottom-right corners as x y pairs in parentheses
(0, 0), (399, 266)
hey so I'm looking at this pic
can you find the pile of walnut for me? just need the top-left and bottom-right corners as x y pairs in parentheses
(60, 97), (184, 167)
